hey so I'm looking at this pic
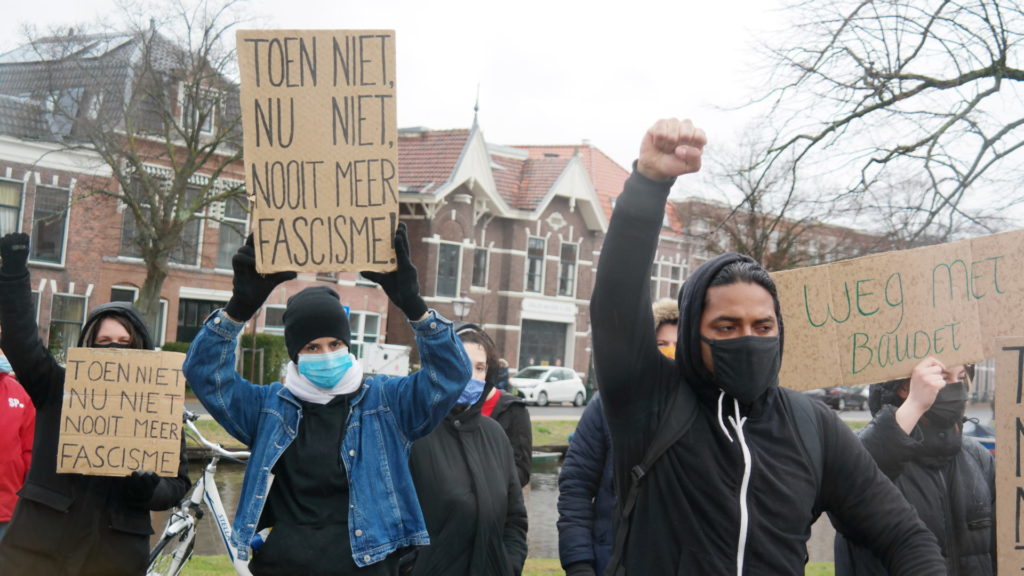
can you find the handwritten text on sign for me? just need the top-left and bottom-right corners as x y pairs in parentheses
(58, 349), (185, 477)
(995, 338), (1024, 571)
(237, 30), (399, 274)
(772, 229), (1024, 390)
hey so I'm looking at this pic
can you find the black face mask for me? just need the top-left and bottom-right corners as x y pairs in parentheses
(925, 381), (967, 428)
(701, 335), (780, 404)
(92, 342), (131, 349)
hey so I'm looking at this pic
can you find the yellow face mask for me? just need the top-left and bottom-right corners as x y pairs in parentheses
(658, 345), (675, 359)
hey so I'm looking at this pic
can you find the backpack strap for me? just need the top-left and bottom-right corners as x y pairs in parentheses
(780, 388), (824, 502)
(606, 385), (698, 576)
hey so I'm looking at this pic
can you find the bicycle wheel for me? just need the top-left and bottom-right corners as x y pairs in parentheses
(147, 525), (196, 576)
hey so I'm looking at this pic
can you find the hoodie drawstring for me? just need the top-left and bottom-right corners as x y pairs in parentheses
(717, 391), (751, 576)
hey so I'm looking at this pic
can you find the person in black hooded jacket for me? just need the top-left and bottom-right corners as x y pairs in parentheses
(834, 358), (995, 575)
(408, 325), (528, 576)
(589, 119), (945, 575)
(0, 232), (189, 575)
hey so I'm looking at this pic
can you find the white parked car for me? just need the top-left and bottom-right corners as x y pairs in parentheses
(510, 366), (587, 407)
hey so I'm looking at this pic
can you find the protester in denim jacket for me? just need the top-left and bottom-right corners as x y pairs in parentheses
(182, 225), (472, 575)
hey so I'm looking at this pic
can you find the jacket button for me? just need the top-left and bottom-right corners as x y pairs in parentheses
(355, 529), (363, 537)
(214, 317), (221, 324)
(453, 420), (462, 428)
(349, 449), (356, 457)
(430, 322), (437, 329)
(364, 555), (371, 563)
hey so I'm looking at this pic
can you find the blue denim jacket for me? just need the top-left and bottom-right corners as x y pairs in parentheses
(182, 308), (471, 567)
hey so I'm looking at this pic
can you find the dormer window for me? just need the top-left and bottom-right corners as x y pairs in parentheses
(179, 84), (219, 136)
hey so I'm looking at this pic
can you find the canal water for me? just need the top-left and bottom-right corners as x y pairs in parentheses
(152, 457), (836, 562)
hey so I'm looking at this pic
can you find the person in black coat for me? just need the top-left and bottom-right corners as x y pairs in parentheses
(0, 232), (189, 575)
(590, 119), (945, 574)
(408, 325), (528, 576)
(558, 298), (678, 576)
(483, 383), (532, 488)
(834, 358), (995, 575)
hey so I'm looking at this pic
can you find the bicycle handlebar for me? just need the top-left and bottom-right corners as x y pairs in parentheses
(183, 409), (250, 460)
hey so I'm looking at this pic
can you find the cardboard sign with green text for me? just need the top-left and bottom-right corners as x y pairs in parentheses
(773, 229), (1024, 390)
(995, 338), (1024, 571)
(58, 348), (186, 477)
(237, 29), (399, 274)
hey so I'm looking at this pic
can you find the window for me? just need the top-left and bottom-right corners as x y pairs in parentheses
(349, 312), (380, 359)
(30, 290), (41, 323)
(436, 242), (461, 298)
(30, 186), (69, 264)
(48, 293), (86, 364)
(264, 305), (286, 335)
(110, 286), (168, 346)
(525, 237), (545, 293)
(177, 298), (226, 343)
(471, 247), (488, 288)
(216, 195), (248, 269)
(557, 242), (578, 297)
(180, 85), (218, 136)
(669, 264), (681, 299)
(0, 179), (23, 236)
(122, 183), (203, 266)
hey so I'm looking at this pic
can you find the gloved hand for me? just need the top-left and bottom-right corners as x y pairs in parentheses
(224, 234), (296, 322)
(362, 223), (428, 320)
(123, 470), (161, 505)
(0, 232), (30, 278)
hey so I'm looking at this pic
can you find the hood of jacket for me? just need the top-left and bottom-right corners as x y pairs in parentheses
(676, 252), (785, 405)
(77, 301), (155, 350)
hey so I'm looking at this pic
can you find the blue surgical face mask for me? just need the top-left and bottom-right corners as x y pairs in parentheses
(298, 349), (354, 389)
(457, 378), (486, 406)
(0, 355), (11, 374)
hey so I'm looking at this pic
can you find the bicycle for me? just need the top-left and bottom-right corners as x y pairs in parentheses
(147, 409), (252, 576)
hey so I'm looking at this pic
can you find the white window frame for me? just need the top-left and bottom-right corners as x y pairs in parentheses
(29, 184), (71, 267)
(109, 285), (168, 346)
(47, 292), (88, 364)
(215, 196), (250, 270)
(263, 304), (286, 335)
(557, 241), (578, 298)
(178, 82), (219, 137)
(525, 236), (546, 294)
(0, 177), (25, 236)
(349, 311), (381, 359)
(435, 241), (463, 298)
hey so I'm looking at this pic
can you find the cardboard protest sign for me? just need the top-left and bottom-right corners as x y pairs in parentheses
(995, 338), (1024, 571)
(773, 229), (1024, 390)
(237, 30), (399, 274)
(58, 348), (186, 477)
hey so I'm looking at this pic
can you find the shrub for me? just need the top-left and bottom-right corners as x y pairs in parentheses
(240, 332), (289, 385)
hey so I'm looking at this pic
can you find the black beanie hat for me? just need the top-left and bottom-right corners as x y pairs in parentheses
(283, 286), (351, 362)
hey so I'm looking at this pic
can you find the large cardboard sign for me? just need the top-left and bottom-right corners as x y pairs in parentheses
(58, 349), (186, 477)
(773, 229), (1024, 390)
(996, 338), (1024, 571)
(237, 30), (399, 274)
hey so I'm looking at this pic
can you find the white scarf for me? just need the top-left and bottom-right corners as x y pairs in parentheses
(283, 358), (364, 404)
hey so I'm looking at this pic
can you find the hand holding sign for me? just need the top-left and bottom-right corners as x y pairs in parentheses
(362, 223), (427, 321)
(895, 356), (946, 433)
(224, 234), (297, 323)
(123, 470), (161, 505)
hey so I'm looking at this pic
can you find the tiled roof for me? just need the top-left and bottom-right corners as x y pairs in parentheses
(520, 144), (686, 236)
(490, 153), (524, 205)
(0, 94), (47, 139)
(508, 156), (570, 211)
(397, 128), (471, 194)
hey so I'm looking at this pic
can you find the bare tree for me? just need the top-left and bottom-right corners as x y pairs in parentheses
(753, 0), (1024, 243)
(3, 0), (246, 333)
(684, 129), (887, 271)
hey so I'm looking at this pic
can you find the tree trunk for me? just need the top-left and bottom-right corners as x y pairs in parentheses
(137, 258), (169, 346)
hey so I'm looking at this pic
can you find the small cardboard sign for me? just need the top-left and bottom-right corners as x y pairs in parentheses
(58, 349), (186, 477)
(773, 229), (1024, 390)
(236, 29), (400, 274)
(995, 338), (1024, 571)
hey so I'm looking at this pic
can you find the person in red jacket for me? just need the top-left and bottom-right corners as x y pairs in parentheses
(0, 352), (34, 541)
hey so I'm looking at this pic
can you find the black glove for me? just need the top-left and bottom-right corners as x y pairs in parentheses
(362, 223), (428, 320)
(564, 562), (597, 576)
(123, 470), (161, 505)
(224, 234), (296, 322)
(0, 232), (30, 278)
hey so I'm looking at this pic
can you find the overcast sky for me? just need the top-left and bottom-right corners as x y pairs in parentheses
(2, 0), (788, 178)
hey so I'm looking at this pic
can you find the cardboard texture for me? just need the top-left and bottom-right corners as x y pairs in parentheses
(995, 338), (1024, 571)
(237, 30), (399, 273)
(773, 229), (1024, 391)
(58, 349), (186, 477)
